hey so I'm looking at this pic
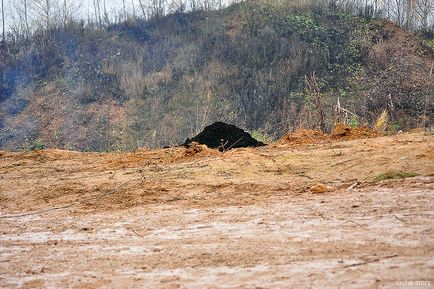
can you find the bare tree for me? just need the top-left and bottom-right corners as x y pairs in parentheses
(405, 0), (416, 30)
(392, 0), (406, 26)
(151, 0), (166, 18)
(384, 0), (392, 18)
(190, 0), (197, 10)
(31, 0), (53, 30)
(14, 0), (31, 35)
(131, 0), (136, 19)
(122, 0), (127, 20)
(58, 0), (81, 28)
(138, 0), (148, 18)
(1, 0), (5, 43)
(416, 0), (434, 30)
(169, 0), (186, 13)
(93, 0), (102, 26)
(203, 0), (211, 10)
(102, 0), (108, 23)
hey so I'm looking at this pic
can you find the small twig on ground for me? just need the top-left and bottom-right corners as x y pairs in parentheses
(394, 215), (404, 222)
(347, 182), (359, 191)
(339, 219), (363, 226)
(218, 140), (229, 152)
(332, 157), (362, 167)
(343, 254), (399, 268)
(341, 162), (360, 171)
(328, 143), (342, 156)
(223, 137), (243, 153)
(128, 227), (144, 238)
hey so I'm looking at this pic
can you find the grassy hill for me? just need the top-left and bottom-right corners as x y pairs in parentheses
(0, 1), (433, 151)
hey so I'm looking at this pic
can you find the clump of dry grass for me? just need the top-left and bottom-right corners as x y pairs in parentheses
(374, 110), (389, 132)
(374, 170), (418, 181)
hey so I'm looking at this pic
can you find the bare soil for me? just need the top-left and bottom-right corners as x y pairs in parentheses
(0, 132), (433, 288)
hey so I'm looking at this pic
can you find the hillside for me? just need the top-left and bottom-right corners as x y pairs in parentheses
(0, 1), (433, 151)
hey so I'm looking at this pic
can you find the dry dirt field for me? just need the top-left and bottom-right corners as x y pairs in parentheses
(0, 131), (433, 289)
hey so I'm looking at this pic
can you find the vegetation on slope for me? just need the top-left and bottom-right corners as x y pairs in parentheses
(0, 1), (433, 151)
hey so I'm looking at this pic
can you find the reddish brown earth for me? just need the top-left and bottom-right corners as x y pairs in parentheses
(278, 124), (382, 146)
(0, 131), (433, 288)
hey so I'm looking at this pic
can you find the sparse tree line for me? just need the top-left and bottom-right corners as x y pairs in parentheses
(0, 0), (241, 42)
(327, 0), (434, 31)
(0, 0), (433, 43)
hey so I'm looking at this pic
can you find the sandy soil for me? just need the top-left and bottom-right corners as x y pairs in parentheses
(0, 132), (433, 288)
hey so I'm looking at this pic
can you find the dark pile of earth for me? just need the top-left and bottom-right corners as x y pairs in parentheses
(183, 122), (265, 151)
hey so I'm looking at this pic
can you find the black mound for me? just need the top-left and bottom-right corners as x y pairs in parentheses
(184, 122), (265, 151)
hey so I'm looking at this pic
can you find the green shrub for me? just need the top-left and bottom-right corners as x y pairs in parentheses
(250, 130), (274, 144)
(30, 141), (46, 151)
(348, 115), (359, 128)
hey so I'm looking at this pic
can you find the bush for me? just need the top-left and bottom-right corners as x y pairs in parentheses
(250, 130), (274, 144)
(30, 141), (46, 151)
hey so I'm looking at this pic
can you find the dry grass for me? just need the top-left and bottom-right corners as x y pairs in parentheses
(374, 170), (418, 181)
(374, 110), (389, 132)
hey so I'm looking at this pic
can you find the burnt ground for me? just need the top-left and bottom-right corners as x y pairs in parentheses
(183, 122), (265, 151)
(0, 131), (433, 288)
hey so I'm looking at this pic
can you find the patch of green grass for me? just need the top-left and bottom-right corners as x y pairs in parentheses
(30, 141), (46, 151)
(348, 115), (359, 128)
(250, 130), (274, 144)
(374, 170), (418, 181)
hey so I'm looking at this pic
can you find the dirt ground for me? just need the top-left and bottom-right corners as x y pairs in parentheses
(0, 132), (433, 288)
